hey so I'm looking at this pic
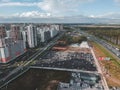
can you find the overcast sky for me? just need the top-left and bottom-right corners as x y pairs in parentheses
(0, 0), (120, 23)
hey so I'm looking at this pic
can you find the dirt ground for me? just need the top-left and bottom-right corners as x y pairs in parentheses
(64, 46), (91, 54)
(2, 69), (71, 90)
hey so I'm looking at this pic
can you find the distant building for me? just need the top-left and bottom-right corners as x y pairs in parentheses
(10, 25), (22, 41)
(27, 25), (38, 48)
(37, 27), (45, 43)
(37, 25), (59, 43)
(21, 30), (27, 50)
(0, 25), (7, 38)
(6, 31), (11, 38)
(59, 24), (63, 30)
(37, 26), (51, 43)
(50, 25), (59, 38)
(44, 30), (51, 42)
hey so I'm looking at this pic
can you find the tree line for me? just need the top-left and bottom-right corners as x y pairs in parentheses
(81, 27), (120, 46)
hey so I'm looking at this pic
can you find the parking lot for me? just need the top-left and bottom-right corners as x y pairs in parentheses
(34, 51), (97, 71)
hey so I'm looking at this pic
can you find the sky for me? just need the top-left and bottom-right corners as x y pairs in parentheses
(0, 0), (120, 23)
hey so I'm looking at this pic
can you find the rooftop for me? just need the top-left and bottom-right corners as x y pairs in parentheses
(58, 72), (104, 90)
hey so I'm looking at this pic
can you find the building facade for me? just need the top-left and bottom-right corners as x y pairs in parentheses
(0, 25), (7, 38)
(27, 25), (38, 48)
(0, 25), (26, 63)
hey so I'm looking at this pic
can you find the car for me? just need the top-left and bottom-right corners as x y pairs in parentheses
(116, 53), (120, 57)
(116, 48), (119, 51)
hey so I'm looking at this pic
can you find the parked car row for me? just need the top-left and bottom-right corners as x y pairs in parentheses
(34, 51), (96, 71)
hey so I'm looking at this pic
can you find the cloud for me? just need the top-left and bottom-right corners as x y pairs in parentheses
(37, 0), (94, 15)
(90, 12), (120, 19)
(114, 0), (120, 5)
(1, 15), (120, 24)
(12, 11), (51, 18)
(114, 0), (120, 2)
(0, 2), (37, 7)
(0, 0), (94, 16)
(0, 0), (10, 2)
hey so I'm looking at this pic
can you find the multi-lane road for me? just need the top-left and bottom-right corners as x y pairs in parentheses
(0, 31), (64, 89)
(81, 30), (120, 59)
(95, 37), (120, 59)
(80, 29), (120, 90)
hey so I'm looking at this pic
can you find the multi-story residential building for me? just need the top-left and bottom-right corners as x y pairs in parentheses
(10, 25), (22, 41)
(0, 24), (62, 63)
(22, 30), (27, 49)
(6, 31), (11, 38)
(59, 24), (63, 30)
(37, 24), (60, 43)
(50, 25), (59, 38)
(26, 25), (38, 48)
(0, 25), (7, 38)
(37, 27), (44, 43)
(0, 25), (26, 63)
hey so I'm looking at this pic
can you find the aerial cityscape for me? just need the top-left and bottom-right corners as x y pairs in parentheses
(0, 0), (120, 90)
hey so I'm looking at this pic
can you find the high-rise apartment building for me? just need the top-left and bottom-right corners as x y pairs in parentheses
(27, 25), (38, 48)
(0, 25), (7, 38)
(0, 25), (26, 63)
(10, 25), (22, 41)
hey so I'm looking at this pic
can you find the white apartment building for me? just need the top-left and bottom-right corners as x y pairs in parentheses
(27, 25), (38, 48)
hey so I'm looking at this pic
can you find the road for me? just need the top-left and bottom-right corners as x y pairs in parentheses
(88, 34), (120, 59)
(30, 66), (98, 74)
(80, 30), (120, 59)
(0, 31), (64, 89)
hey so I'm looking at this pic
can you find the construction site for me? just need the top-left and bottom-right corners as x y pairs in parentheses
(1, 33), (105, 90)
